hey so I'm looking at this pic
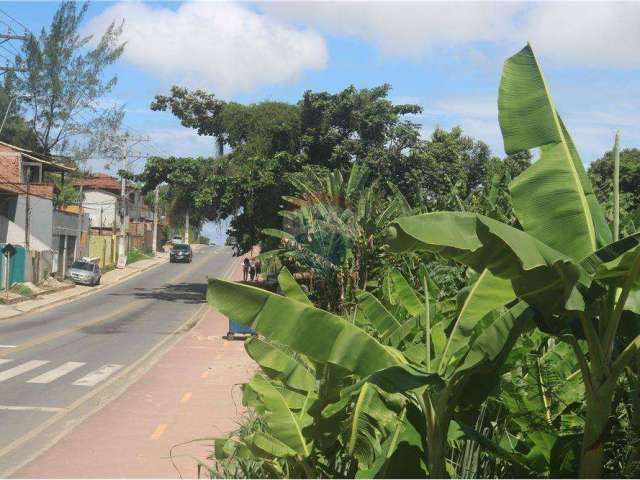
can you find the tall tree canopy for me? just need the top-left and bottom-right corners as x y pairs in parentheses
(146, 84), (502, 252)
(14, 1), (125, 158)
(589, 147), (640, 215)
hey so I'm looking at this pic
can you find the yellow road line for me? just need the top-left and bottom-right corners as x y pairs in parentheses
(180, 392), (192, 404)
(149, 423), (167, 440)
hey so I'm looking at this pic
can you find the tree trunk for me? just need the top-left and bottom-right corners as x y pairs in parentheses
(579, 385), (614, 478)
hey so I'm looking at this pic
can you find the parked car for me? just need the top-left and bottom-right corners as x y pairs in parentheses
(171, 235), (183, 244)
(170, 243), (192, 263)
(67, 260), (101, 286)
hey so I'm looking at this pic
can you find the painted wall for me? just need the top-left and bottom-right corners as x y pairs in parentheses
(3, 195), (53, 251)
(83, 190), (118, 229)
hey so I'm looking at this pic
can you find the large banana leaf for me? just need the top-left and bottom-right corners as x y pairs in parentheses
(499, 44), (610, 260)
(386, 212), (583, 315)
(248, 375), (313, 457)
(389, 269), (424, 317)
(277, 267), (313, 306)
(356, 290), (402, 338)
(208, 278), (400, 377)
(245, 337), (316, 392)
(439, 269), (516, 374)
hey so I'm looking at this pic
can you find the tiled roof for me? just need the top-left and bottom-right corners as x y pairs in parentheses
(76, 173), (138, 192)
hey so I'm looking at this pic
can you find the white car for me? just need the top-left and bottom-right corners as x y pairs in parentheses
(171, 235), (183, 244)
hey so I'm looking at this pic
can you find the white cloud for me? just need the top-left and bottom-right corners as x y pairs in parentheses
(85, 1), (328, 94)
(262, 1), (520, 59)
(263, 1), (640, 68)
(521, 3), (640, 68)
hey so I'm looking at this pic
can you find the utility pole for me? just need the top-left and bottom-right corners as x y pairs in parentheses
(24, 165), (30, 281)
(116, 133), (149, 268)
(74, 183), (84, 260)
(184, 209), (190, 244)
(117, 136), (128, 268)
(152, 185), (159, 255)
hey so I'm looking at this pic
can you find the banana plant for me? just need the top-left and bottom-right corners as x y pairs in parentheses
(386, 44), (640, 478)
(209, 262), (536, 477)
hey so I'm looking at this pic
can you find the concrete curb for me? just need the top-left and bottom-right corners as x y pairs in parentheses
(0, 244), (210, 321)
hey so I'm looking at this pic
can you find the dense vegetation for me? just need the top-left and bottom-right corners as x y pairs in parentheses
(203, 45), (640, 479)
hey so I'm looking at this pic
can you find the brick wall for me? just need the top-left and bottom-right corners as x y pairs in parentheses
(0, 145), (55, 199)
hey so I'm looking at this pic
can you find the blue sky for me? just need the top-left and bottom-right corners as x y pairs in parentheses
(4, 1), (639, 243)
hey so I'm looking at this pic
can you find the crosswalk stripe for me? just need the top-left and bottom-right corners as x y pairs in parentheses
(27, 362), (86, 384)
(0, 360), (49, 382)
(72, 364), (123, 387)
(0, 359), (12, 366)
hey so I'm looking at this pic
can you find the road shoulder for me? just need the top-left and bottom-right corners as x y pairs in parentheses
(13, 251), (255, 478)
(0, 245), (207, 321)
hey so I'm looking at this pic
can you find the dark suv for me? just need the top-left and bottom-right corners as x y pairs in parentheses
(170, 243), (192, 263)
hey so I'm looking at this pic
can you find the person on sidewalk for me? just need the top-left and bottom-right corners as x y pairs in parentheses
(242, 258), (250, 281)
(249, 260), (256, 281)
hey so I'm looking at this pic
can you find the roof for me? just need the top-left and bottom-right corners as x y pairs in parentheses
(0, 141), (76, 173)
(76, 173), (138, 193)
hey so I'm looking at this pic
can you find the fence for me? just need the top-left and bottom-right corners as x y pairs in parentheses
(88, 235), (117, 268)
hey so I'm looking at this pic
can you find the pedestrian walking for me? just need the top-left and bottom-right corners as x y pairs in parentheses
(242, 257), (250, 281)
(255, 259), (262, 279)
(249, 260), (256, 281)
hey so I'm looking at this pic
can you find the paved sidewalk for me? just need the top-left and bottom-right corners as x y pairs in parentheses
(16, 253), (256, 478)
(0, 245), (205, 321)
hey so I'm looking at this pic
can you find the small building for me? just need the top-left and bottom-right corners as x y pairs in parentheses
(0, 141), (87, 283)
(76, 174), (157, 265)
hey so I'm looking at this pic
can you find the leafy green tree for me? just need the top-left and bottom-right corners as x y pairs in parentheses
(589, 147), (640, 217)
(14, 1), (124, 157)
(0, 82), (38, 149)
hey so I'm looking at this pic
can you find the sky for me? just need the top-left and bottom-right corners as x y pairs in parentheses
(3, 1), (639, 243)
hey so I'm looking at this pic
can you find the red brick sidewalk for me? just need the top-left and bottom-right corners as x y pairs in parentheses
(16, 255), (257, 478)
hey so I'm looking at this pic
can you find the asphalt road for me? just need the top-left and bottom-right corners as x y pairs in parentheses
(0, 245), (235, 474)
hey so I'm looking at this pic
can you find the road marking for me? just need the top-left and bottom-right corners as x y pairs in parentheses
(72, 364), (123, 387)
(0, 301), (143, 359)
(0, 251), (236, 478)
(0, 405), (65, 413)
(0, 359), (12, 366)
(180, 392), (192, 404)
(149, 423), (167, 440)
(200, 371), (209, 379)
(0, 345), (17, 348)
(27, 362), (86, 384)
(0, 360), (49, 382)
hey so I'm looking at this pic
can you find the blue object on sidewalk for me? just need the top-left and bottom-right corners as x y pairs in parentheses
(228, 319), (256, 339)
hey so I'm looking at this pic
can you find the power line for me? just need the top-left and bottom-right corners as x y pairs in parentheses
(0, 8), (29, 32)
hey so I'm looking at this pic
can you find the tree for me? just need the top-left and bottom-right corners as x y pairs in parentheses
(589, 147), (640, 216)
(0, 80), (38, 149)
(14, 1), (125, 158)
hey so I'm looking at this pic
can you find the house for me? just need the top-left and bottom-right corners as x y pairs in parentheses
(76, 174), (152, 232)
(76, 174), (157, 263)
(0, 141), (88, 283)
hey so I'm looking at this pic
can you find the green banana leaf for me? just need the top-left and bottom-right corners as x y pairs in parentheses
(277, 267), (313, 306)
(440, 269), (516, 373)
(245, 337), (316, 392)
(386, 212), (583, 315)
(356, 290), (402, 338)
(248, 375), (313, 457)
(208, 278), (400, 377)
(499, 43), (610, 259)
(389, 269), (424, 317)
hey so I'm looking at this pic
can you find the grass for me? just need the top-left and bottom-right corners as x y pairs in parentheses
(10, 283), (34, 297)
(126, 248), (150, 265)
